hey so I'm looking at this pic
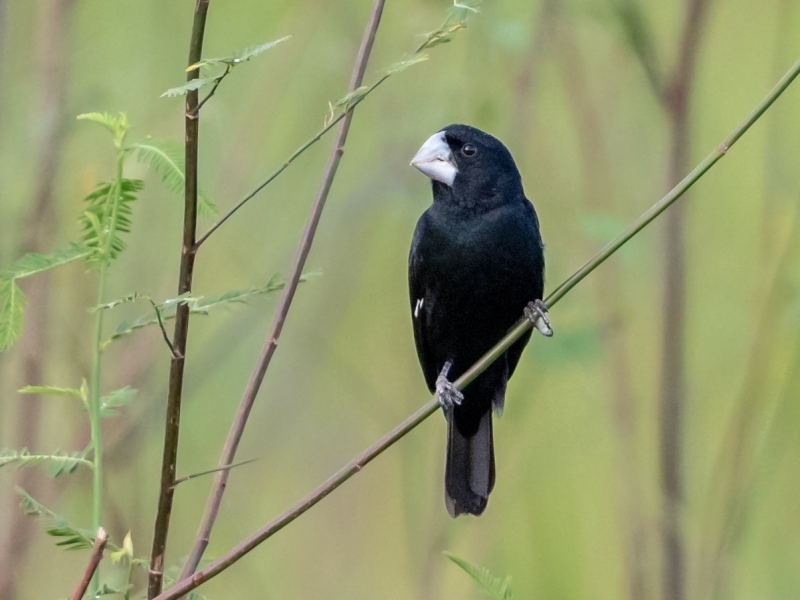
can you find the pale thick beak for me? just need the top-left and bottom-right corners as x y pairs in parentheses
(410, 131), (457, 187)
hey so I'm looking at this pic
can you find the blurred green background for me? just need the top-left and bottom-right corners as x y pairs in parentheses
(1, 0), (800, 599)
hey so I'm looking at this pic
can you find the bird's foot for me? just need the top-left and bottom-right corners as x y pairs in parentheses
(525, 299), (553, 337)
(436, 361), (463, 416)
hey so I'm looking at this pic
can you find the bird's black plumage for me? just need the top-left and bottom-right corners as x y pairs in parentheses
(408, 124), (545, 517)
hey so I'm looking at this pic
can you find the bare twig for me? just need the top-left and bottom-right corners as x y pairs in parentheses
(171, 458), (257, 489)
(178, 0), (387, 582)
(147, 1), (210, 598)
(191, 63), (231, 116)
(193, 75), (389, 250)
(154, 56), (800, 600)
(70, 527), (108, 600)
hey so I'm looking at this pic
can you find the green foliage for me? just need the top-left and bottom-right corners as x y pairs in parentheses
(126, 139), (218, 216)
(102, 273), (310, 346)
(18, 384), (82, 398)
(79, 178), (144, 267)
(0, 278), (26, 351)
(18, 488), (97, 550)
(100, 386), (137, 417)
(187, 36), (292, 71)
(162, 36), (291, 98)
(416, 0), (481, 52)
(0, 242), (89, 281)
(329, 1), (479, 122)
(0, 243), (88, 351)
(162, 77), (218, 98)
(444, 553), (513, 600)
(333, 85), (371, 112)
(78, 112), (130, 148)
(385, 53), (430, 75)
(0, 448), (93, 476)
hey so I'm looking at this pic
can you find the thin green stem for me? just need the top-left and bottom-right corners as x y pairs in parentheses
(87, 149), (125, 592)
(89, 265), (105, 534)
(152, 53), (800, 600)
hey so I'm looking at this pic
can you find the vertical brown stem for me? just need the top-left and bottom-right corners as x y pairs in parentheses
(178, 0), (386, 583)
(553, 4), (649, 598)
(659, 2), (710, 599)
(147, 1), (210, 597)
(0, 1), (77, 597)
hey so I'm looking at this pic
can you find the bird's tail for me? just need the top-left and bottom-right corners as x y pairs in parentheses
(445, 412), (495, 517)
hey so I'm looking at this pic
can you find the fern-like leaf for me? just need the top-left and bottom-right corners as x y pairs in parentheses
(79, 178), (144, 266)
(187, 36), (291, 71)
(0, 279), (26, 351)
(104, 273), (314, 345)
(0, 448), (93, 476)
(444, 553), (512, 599)
(18, 385), (82, 398)
(161, 76), (218, 98)
(17, 487), (97, 550)
(127, 140), (217, 216)
(77, 112), (130, 148)
(0, 242), (89, 281)
(417, 0), (481, 52)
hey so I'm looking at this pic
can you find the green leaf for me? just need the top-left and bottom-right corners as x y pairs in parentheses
(0, 279), (26, 351)
(0, 448), (93, 476)
(333, 85), (371, 111)
(386, 53), (430, 75)
(17, 487), (97, 550)
(77, 112), (130, 148)
(18, 385), (82, 398)
(0, 242), (89, 281)
(91, 292), (143, 312)
(417, 0), (481, 52)
(161, 76), (218, 98)
(79, 178), (144, 267)
(444, 552), (512, 599)
(126, 139), (218, 216)
(187, 35), (291, 71)
(104, 273), (316, 345)
(100, 386), (137, 417)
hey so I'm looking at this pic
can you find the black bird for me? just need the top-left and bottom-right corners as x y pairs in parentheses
(408, 124), (550, 517)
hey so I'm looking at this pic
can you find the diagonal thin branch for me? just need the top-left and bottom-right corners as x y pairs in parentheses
(147, 1), (210, 598)
(154, 54), (800, 600)
(70, 527), (108, 600)
(177, 0), (387, 583)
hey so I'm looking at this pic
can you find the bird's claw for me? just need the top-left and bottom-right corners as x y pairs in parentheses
(436, 361), (463, 416)
(525, 299), (553, 337)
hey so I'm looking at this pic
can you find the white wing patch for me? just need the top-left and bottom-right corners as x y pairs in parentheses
(414, 298), (424, 319)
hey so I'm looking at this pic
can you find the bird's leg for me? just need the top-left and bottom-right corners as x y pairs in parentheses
(525, 299), (553, 337)
(436, 361), (463, 416)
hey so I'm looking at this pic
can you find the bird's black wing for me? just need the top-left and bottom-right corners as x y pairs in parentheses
(408, 216), (438, 393)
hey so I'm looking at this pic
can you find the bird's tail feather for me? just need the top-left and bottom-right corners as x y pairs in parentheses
(445, 412), (495, 517)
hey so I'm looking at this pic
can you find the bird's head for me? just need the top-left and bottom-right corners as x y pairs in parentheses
(410, 124), (523, 208)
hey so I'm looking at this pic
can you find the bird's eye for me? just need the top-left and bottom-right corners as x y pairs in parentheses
(461, 144), (477, 157)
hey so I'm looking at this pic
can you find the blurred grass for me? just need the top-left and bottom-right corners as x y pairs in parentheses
(1, 0), (800, 599)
